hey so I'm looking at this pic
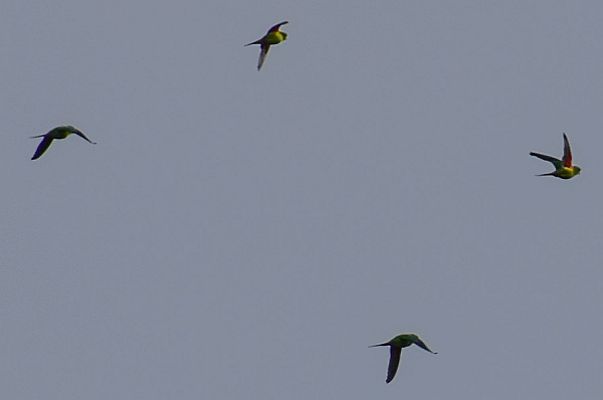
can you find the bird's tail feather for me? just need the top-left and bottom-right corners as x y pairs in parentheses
(368, 342), (390, 348)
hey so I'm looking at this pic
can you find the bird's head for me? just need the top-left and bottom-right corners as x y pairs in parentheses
(281, 32), (288, 40)
(574, 166), (581, 175)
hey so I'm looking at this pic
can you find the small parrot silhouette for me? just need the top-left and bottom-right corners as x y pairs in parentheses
(30, 125), (96, 160)
(245, 21), (289, 71)
(369, 333), (437, 383)
(530, 133), (581, 179)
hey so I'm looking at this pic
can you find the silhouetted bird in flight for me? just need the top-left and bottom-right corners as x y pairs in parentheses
(370, 333), (437, 383)
(30, 125), (96, 160)
(245, 21), (288, 70)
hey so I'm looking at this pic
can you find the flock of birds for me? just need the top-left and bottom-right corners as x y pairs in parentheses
(29, 20), (582, 182)
(28, 20), (583, 385)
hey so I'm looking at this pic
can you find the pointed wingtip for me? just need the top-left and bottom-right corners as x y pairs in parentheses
(269, 21), (289, 32)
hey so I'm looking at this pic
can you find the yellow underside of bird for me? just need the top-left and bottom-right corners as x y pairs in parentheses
(555, 166), (580, 179)
(265, 31), (286, 45)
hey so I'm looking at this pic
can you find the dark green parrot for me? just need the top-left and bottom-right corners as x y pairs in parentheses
(30, 125), (96, 160)
(370, 333), (437, 383)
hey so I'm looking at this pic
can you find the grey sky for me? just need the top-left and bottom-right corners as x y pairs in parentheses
(2, 1), (603, 398)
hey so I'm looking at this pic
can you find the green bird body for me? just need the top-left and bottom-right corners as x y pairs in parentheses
(370, 334), (437, 383)
(245, 21), (288, 70)
(530, 133), (581, 179)
(30, 125), (96, 160)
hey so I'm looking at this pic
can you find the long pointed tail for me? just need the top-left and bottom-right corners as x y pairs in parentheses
(368, 342), (390, 348)
(244, 39), (262, 47)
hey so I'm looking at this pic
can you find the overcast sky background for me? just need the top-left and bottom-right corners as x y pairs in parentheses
(1, 1), (603, 399)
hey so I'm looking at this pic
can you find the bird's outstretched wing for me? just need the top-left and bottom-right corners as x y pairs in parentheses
(74, 130), (97, 144)
(268, 21), (288, 33)
(386, 346), (402, 383)
(257, 44), (270, 70)
(562, 133), (572, 167)
(31, 136), (53, 160)
(412, 337), (437, 354)
(529, 152), (563, 168)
